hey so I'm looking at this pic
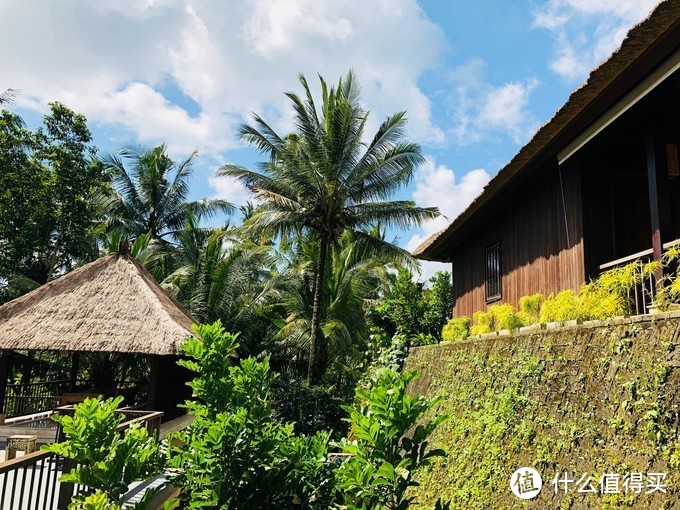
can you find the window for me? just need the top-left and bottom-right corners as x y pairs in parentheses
(485, 243), (501, 302)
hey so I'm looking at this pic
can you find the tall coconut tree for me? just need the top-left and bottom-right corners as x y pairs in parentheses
(218, 71), (439, 385)
(271, 230), (392, 383)
(104, 145), (232, 243)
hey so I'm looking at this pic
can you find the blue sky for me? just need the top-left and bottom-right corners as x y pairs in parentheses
(0, 0), (660, 279)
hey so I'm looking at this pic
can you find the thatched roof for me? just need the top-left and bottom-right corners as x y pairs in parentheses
(0, 253), (196, 355)
(414, 0), (680, 261)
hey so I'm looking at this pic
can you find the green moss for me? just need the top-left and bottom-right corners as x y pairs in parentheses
(405, 319), (680, 509)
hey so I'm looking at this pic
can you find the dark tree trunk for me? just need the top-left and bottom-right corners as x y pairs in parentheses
(307, 237), (328, 386)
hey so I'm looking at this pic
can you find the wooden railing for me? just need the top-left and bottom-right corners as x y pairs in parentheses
(3, 380), (68, 419)
(2, 380), (148, 419)
(0, 407), (165, 509)
(0, 451), (61, 510)
(598, 239), (680, 315)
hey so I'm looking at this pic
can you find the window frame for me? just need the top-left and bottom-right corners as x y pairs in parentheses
(485, 242), (502, 303)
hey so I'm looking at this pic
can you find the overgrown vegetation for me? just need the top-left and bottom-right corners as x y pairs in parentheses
(163, 322), (447, 508)
(166, 322), (332, 509)
(0, 75), (446, 432)
(443, 258), (680, 342)
(406, 320), (679, 509)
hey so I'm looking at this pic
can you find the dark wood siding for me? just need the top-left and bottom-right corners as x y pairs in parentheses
(452, 163), (585, 318)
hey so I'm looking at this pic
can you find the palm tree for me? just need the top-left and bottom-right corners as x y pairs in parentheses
(272, 230), (391, 383)
(0, 89), (16, 107)
(104, 145), (232, 243)
(163, 214), (274, 330)
(218, 71), (439, 385)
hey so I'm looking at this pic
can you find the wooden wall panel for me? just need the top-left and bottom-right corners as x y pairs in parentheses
(452, 165), (585, 318)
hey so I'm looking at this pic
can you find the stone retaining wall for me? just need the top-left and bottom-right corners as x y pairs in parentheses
(404, 312), (680, 509)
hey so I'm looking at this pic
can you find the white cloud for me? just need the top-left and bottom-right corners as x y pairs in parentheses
(0, 0), (446, 160)
(533, 0), (659, 81)
(208, 174), (250, 208)
(407, 157), (490, 280)
(447, 59), (540, 145)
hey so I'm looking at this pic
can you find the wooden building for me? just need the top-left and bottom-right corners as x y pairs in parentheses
(414, 1), (680, 318)
(0, 252), (196, 421)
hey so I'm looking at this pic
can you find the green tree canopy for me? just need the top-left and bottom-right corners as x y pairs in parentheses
(0, 103), (107, 299)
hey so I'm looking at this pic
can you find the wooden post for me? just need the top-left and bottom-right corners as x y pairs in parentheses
(148, 355), (160, 411)
(57, 458), (76, 509)
(69, 352), (80, 392)
(647, 128), (664, 282)
(0, 350), (13, 422)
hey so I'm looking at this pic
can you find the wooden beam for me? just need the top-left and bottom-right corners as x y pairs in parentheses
(647, 128), (664, 281)
(148, 355), (160, 411)
(69, 352), (80, 392)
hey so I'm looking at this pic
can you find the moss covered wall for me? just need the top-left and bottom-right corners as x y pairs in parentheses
(404, 312), (680, 509)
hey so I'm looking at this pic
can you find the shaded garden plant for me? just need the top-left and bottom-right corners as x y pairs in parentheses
(166, 321), (333, 509)
(335, 368), (448, 510)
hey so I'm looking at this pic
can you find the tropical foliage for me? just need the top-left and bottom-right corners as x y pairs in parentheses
(335, 369), (448, 510)
(103, 145), (232, 244)
(1, 74), (455, 507)
(43, 396), (164, 509)
(219, 71), (439, 384)
(367, 269), (453, 346)
(167, 322), (333, 509)
(0, 103), (107, 300)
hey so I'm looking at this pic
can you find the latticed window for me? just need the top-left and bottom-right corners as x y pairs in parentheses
(485, 243), (501, 302)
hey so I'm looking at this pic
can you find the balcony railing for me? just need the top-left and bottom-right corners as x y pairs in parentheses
(598, 239), (680, 315)
(0, 406), (165, 509)
(3, 380), (148, 419)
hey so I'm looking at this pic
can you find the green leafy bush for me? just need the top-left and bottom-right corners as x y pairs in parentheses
(412, 332), (439, 346)
(69, 491), (121, 510)
(43, 396), (164, 509)
(441, 317), (470, 342)
(422, 271), (454, 339)
(367, 270), (453, 343)
(271, 378), (349, 440)
(335, 368), (447, 509)
(167, 321), (332, 509)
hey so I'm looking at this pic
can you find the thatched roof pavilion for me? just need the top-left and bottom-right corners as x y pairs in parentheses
(0, 253), (196, 354)
(0, 253), (198, 420)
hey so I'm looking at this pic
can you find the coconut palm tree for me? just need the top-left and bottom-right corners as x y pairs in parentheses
(218, 71), (439, 385)
(163, 214), (274, 330)
(0, 89), (16, 107)
(104, 145), (232, 243)
(271, 230), (392, 383)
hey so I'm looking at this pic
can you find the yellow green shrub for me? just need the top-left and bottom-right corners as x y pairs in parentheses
(442, 317), (470, 342)
(539, 290), (580, 322)
(470, 310), (493, 335)
(470, 303), (526, 335)
(597, 261), (641, 299)
(518, 293), (544, 324)
(577, 282), (626, 320)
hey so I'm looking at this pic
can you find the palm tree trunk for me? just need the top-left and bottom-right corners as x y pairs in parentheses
(307, 236), (328, 386)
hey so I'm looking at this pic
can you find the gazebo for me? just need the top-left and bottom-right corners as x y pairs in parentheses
(0, 252), (197, 422)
